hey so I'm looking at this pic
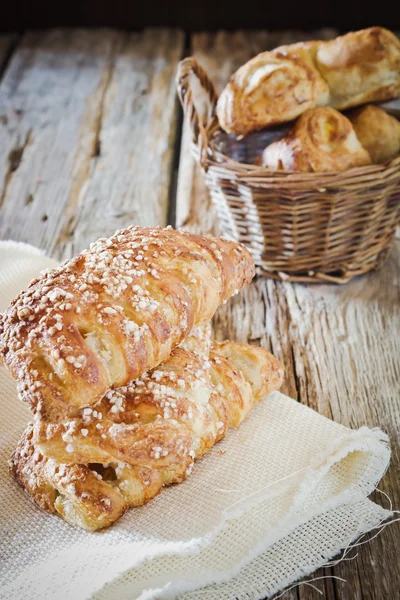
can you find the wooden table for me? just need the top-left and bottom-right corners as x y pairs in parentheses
(0, 28), (399, 600)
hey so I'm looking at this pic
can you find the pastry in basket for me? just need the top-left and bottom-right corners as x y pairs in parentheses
(261, 107), (372, 172)
(0, 226), (254, 420)
(217, 27), (400, 135)
(216, 43), (329, 136)
(316, 27), (400, 110)
(10, 327), (284, 530)
(348, 104), (400, 164)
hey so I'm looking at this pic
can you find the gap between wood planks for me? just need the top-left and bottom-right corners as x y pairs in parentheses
(166, 32), (190, 228)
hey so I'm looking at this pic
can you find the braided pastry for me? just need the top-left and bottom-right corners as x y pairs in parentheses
(217, 27), (400, 135)
(0, 226), (254, 420)
(10, 333), (284, 530)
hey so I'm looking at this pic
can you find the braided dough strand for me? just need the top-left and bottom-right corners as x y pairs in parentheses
(1, 227), (254, 419)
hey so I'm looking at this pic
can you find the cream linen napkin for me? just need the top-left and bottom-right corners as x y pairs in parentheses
(0, 241), (393, 600)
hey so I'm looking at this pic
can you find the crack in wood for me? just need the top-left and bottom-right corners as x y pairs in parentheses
(355, 564), (366, 600)
(289, 328), (301, 402)
(90, 54), (118, 159)
(0, 128), (32, 208)
(167, 96), (184, 227)
(56, 214), (78, 246)
(169, 36), (191, 227)
(0, 34), (20, 82)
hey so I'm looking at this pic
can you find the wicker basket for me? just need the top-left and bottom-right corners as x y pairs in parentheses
(176, 57), (400, 283)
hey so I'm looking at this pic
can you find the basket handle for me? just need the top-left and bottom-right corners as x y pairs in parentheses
(176, 57), (220, 169)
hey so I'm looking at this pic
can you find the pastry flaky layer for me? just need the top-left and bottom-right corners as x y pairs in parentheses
(217, 27), (400, 135)
(261, 107), (372, 173)
(349, 104), (400, 164)
(0, 226), (254, 420)
(10, 328), (284, 531)
(216, 43), (330, 136)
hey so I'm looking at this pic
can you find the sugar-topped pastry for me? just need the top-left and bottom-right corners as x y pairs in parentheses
(0, 226), (254, 419)
(11, 329), (284, 530)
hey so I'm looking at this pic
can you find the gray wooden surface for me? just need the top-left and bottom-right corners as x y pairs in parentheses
(0, 28), (399, 600)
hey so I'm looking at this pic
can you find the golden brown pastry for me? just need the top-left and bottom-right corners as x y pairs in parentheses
(10, 424), (130, 531)
(10, 336), (284, 531)
(0, 226), (254, 419)
(261, 107), (372, 172)
(348, 104), (400, 163)
(33, 329), (283, 466)
(217, 27), (400, 135)
(216, 44), (329, 136)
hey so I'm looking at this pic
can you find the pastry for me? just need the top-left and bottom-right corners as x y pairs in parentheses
(216, 43), (329, 136)
(316, 27), (400, 110)
(10, 334), (284, 530)
(216, 27), (400, 135)
(0, 226), (254, 419)
(33, 326), (283, 467)
(261, 107), (372, 172)
(349, 104), (400, 163)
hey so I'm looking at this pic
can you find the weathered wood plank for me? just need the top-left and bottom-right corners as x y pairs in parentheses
(176, 30), (400, 600)
(57, 28), (184, 259)
(0, 29), (120, 247)
(0, 28), (184, 259)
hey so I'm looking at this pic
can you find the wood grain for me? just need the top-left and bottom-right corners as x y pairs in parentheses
(176, 30), (400, 600)
(0, 29), (119, 248)
(0, 28), (184, 259)
(57, 28), (184, 259)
